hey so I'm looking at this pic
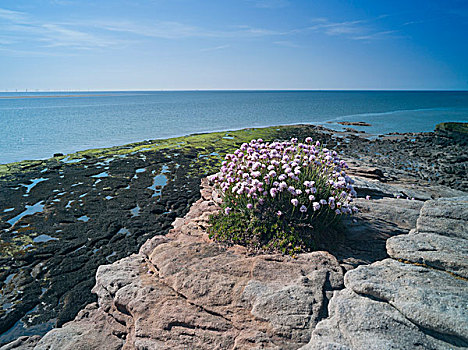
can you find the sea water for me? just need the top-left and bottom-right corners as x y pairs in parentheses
(1, 90), (467, 164)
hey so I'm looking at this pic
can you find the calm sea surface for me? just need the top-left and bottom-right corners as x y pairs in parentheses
(1, 90), (467, 164)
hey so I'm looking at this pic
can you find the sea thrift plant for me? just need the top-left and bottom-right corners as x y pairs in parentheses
(208, 137), (357, 255)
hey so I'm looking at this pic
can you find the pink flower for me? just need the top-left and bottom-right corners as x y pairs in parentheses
(270, 188), (278, 198)
(224, 207), (231, 215)
(247, 203), (253, 209)
(291, 198), (299, 206)
(313, 202), (320, 211)
(277, 210), (282, 216)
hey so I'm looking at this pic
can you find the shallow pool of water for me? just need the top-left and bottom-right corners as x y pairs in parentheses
(130, 205), (140, 217)
(91, 172), (109, 178)
(77, 215), (90, 222)
(20, 178), (49, 194)
(33, 234), (59, 243)
(117, 228), (131, 236)
(148, 165), (169, 198)
(7, 201), (45, 228)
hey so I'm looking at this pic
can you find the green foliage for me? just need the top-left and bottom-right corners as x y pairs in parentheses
(208, 138), (356, 255)
(208, 209), (343, 256)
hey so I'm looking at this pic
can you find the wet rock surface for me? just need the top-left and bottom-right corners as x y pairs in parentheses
(0, 145), (210, 344)
(0, 124), (467, 348)
(338, 128), (468, 191)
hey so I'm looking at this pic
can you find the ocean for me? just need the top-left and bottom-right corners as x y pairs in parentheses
(1, 90), (467, 165)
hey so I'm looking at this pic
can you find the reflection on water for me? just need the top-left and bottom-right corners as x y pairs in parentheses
(33, 234), (59, 243)
(7, 201), (45, 228)
(148, 165), (169, 198)
(20, 178), (48, 194)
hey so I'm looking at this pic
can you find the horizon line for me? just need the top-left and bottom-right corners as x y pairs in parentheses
(2, 89), (468, 93)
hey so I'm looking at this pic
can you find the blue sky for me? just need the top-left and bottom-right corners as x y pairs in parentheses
(1, 0), (467, 90)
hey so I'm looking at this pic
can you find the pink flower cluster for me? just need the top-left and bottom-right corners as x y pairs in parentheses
(209, 137), (358, 218)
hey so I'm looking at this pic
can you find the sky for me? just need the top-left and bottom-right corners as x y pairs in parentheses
(0, 0), (467, 91)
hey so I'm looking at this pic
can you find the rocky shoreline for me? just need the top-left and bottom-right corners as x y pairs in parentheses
(0, 123), (467, 349)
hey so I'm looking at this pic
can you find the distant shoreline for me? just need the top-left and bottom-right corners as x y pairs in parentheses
(1, 91), (466, 165)
(0, 94), (111, 99)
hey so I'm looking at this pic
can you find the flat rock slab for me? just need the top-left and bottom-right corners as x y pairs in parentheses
(387, 232), (468, 278)
(351, 177), (466, 201)
(300, 288), (457, 350)
(345, 259), (468, 346)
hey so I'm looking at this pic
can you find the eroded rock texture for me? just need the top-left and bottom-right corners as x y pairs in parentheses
(29, 180), (345, 350)
(302, 196), (468, 350)
(3, 176), (467, 349)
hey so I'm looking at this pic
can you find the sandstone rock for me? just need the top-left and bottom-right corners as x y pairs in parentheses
(0, 336), (41, 350)
(353, 197), (423, 230)
(386, 196), (468, 278)
(352, 176), (467, 201)
(35, 180), (344, 349)
(301, 289), (462, 350)
(150, 241), (343, 347)
(83, 242), (343, 349)
(330, 197), (423, 270)
(387, 232), (468, 278)
(345, 259), (468, 346)
(22, 177), (468, 349)
(303, 195), (468, 350)
(416, 196), (468, 239)
(33, 304), (123, 350)
(138, 235), (168, 258)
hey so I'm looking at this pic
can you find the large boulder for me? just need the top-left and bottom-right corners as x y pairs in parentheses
(32, 179), (344, 350)
(345, 259), (468, 344)
(301, 289), (452, 350)
(301, 196), (468, 350)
